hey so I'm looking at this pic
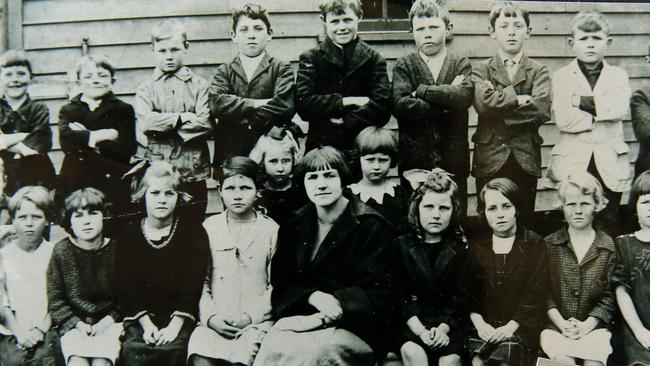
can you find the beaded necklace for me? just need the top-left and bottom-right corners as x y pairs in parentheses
(140, 217), (179, 250)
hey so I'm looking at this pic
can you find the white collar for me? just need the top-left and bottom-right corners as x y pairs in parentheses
(419, 47), (447, 65)
(349, 180), (397, 204)
(239, 52), (266, 81)
(80, 94), (102, 111)
(499, 50), (523, 65)
(492, 234), (515, 254)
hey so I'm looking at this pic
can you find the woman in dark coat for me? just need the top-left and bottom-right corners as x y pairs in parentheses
(253, 146), (395, 366)
(468, 178), (547, 366)
(394, 168), (475, 366)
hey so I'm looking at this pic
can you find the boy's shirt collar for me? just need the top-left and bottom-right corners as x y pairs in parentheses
(1, 94), (31, 112)
(238, 52), (266, 82)
(497, 50), (523, 67)
(418, 47), (447, 81)
(577, 59), (604, 89)
(152, 66), (193, 82)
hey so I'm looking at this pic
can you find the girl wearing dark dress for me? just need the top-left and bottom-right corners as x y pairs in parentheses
(395, 168), (474, 366)
(249, 129), (306, 224)
(253, 146), (394, 366)
(614, 171), (650, 365)
(117, 161), (209, 366)
(468, 178), (546, 366)
(348, 126), (409, 234)
(47, 188), (122, 366)
(58, 55), (136, 215)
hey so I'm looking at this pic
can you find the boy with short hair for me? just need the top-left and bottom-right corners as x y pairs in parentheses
(546, 11), (631, 234)
(0, 50), (56, 194)
(392, 0), (473, 216)
(135, 20), (212, 219)
(472, 1), (550, 225)
(210, 3), (296, 174)
(630, 40), (650, 181)
(296, 0), (391, 156)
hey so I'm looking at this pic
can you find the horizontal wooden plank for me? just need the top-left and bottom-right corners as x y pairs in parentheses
(447, 0), (650, 14)
(24, 0), (318, 25)
(24, 13), (321, 50)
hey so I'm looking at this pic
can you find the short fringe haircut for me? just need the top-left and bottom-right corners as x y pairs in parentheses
(407, 168), (462, 238)
(75, 54), (117, 80)
(150, 20), (188, 45)
(488, 1), (530, 29)
(295, 146), (352, 187)
(630, 170), (650, 215)
(0, 49), (33, 75)
(131, 161), (186, 204)
(409, 0), (451, 28)
(249, 133), (302, 167)
(62, 187), (106, 236)
(319, 0), (363, 20)
(220, 156), (260, 186)
(353, 126), (398, 168)
(556, 172), (608, 213)
(232, 3), (273, 34)
(9, 186), (54, 222)
(571, 11), (610, 36)
(476, 177), (522, 219)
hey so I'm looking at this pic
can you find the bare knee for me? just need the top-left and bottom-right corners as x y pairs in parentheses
(90, 358), (112, 366)
(552, 355), (576, 365)
(471, 355), (486, 366)
(68, 356), (90, 366)
(439, 353), (462, 366)
(400, 341), (428, 364)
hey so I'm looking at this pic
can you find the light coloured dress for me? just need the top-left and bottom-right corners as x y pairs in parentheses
(188, 210), (278, 365)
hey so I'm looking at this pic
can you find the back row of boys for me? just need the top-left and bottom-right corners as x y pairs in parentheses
(0, 0), (640, 223)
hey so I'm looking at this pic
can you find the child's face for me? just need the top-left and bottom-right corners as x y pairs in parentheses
(152, 35), (187, 73)
(263, 146), (293, 186)
(490, 13), (530, 56)
(0, 65), (31, 100)
(562, 185), (596, 231)
(569, 29), (610, 66)
(637, 193), (650, 230)
(78, 63), (113, 100)
(418, 191), (453, 237)
(322, 7), (360, 47)
(483, 189), (517, 238)
(70, 208), (104, 242)
(232, 15), (272, 58)
(145, 176), (178, 222)
(14, 200), (47, 242)
(360, 153), (391, 184)
(221, 174), (257, 216)
(304, 168), (343, 207)
(412, 16), (449, 57)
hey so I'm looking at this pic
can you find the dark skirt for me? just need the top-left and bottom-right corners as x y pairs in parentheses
(0, 330), (64, 366)
(119, 322), (193, 366)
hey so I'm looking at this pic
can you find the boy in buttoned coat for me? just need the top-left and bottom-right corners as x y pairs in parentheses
(471, 1), (551, 228)
(630, 40), (650, 181)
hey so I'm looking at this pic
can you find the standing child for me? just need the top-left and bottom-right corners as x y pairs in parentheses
(471, 1), (550, 227)
(135, 20), (213, 221)
(348, 126), (409, 234)
(392, 0), (473, 214)
(249, 130), (307, 225)
(0, 186), (62, 366)
(48, 188), (122, 366)
(630, 40), (650, 181)
(188, 157), (278, 366)
(116, 162), (209, 366)
(0, 50), (55, 194)
(58, 55), (136, 216)
(210, 3), (296, 173)
(296, 0), (391, 156)
(541, 173), (616, 365)
(613, 171), (650, 365)
(546, 11), (631, 236)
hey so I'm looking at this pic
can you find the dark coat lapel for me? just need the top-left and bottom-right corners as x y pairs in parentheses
(511, 55), (533, 88)
(412, 53), (436, 85)
(310, 201), (360, 268)
(248, 54), (272, 84)
(489, 55), (512, 87)
(230, 56), (249, 84)
(436, 53), (453, 84)
(345, 40), (372, 79)
(292, 205), (317, 271)
(321, 38), (345, 70)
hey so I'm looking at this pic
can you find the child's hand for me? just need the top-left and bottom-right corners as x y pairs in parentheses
(253, 99), (272, 108)
(329, 117), (344, 125)
(156, 317), (183, 346)
(75, 321), (92, 335)
(90, 316), (115, 336)
(68, 122), (88, 131)
(208, 315), (240, 339)
(95, 129), (119, 142)
(308, 291), (343, 323)
(516, 95), (532, 105)
(429, 326), (450, 349)
(489, 321), (518, 344)
(179, 112), (197, 122)
(633, 327), (650, 349)
(451, 74), (465, 86)
(139, 315), (160, 344)
(475, 319), (496, 342)
(272, 314), (324, 332)
(417, 328), (435, 347)
(14, 326), (41, 349)
(568, 319), (597, 340)
(342, 96), (370, 108)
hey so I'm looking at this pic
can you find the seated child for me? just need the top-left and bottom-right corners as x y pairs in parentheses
(0, 186), (62, 366)
(613, 171), (650, 365)
(0, 50), (56, 193)
(540, 173), (616, 365)
(47, 188), (122, 366)
(631, 40), (650, 181)
(296, 0), (391, 156)
(249, 129), (307, 225)
(58, 55), (136, 216)
(188, 157), (278, 366)
(210, 3), (296, 173)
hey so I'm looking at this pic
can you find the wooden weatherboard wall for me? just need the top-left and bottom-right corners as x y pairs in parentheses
(15, 0), (650, 213)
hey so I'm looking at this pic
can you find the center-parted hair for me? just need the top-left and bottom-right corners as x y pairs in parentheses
(61, 187), (106, 236)
(630, 170), (650, 215)
(232, 3), (272, 34)
(571, 11), (610, 36)
(220, 156), (260, 186)
(150, 19), (188, 45)
(353, 126), (398, 168)
(9, 186), (54, 222)
(74, 54), (117, 80)
(0, 49), (33, 75)
(407, 168), (461, 236)
(555, 172), (608, 213)
(295, 146), (352, 187)
(408, 0), (451, 28)
(319, 0), (363, 19)
(476, 177), (522, 220)
(488, 1), (530, 29)
(131, 161), (186, 204)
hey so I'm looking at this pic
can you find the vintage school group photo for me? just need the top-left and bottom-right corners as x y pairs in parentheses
(2, 0), (650, 365)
